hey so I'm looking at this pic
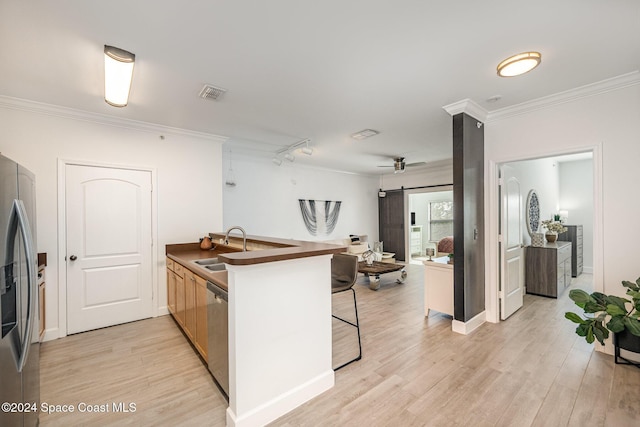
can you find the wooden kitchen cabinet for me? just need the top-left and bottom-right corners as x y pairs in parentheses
(173, 261), (186, 326)
(166, 258), (176, 315)
(184, 269), (197, 341)
(166, 257), (209, 360)
(194, 275), (208, 359)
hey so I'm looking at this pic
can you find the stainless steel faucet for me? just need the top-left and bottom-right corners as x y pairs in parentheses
(224, 226), (247, 251)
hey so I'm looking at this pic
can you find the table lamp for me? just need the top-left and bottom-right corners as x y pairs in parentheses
(426, 248), (435, 261)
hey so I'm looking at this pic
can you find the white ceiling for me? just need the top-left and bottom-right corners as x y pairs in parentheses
(1, 1), (638, 174)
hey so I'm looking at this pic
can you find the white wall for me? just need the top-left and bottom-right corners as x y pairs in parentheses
(222, 153), (379, 241)
(485, 82), (640, 325)
(559, 159), (594, 272)
(507, 157), (560, 245)
(0, 101), (224, 339)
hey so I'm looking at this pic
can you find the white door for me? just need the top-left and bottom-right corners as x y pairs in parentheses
(500, 165), (524, 320)
(66, 164), (152, 334)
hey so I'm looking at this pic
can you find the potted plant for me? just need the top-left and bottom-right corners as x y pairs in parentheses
(565, 278), (640, 365)
(540, 220), (567, 243)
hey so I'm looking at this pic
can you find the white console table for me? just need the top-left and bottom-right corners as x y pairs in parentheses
(424, 257), (453, 317)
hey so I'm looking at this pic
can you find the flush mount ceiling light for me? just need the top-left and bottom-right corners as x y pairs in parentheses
(104, 45), (135, 107)
(497, 51), (541, 77)
(351, 129), (380, 140)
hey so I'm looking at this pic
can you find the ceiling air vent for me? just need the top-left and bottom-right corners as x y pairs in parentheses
(351, 129), (380, 140)
(199, 84), (227, 101)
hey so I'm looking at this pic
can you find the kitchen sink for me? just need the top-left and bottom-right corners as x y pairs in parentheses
(205, 263), (226, 271)
(194, 258), (219, 265)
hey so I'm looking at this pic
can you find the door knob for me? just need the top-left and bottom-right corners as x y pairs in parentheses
(69, 255), (77, 261)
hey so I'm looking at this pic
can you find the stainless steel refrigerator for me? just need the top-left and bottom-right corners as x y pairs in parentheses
(1, 154), (39, 427)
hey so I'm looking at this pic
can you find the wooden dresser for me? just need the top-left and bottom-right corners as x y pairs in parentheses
(525, 242), (572, 298)
(557, 225), (583, 277)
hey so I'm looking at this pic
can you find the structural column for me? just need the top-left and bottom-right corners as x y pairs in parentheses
(444, 100), (487, 334)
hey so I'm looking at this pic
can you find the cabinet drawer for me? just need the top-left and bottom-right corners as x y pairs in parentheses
(173, 262), (185, 278)
(558, 246), (571, 262)
(167, 257), (175, 272)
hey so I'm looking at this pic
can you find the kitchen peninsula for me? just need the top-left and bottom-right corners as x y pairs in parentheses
(166, 233), (345, 427)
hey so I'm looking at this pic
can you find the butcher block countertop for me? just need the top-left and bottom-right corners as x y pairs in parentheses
(166, 235), (346, 290)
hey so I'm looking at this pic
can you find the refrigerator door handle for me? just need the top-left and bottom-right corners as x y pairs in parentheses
(7, 199), (36, 373)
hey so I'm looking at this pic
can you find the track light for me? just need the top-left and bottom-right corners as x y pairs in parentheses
(104, 45), (135, 107)
(274, 138), (312, 162)
(301, 140), (313, 155)
(272, 157), (282, 166)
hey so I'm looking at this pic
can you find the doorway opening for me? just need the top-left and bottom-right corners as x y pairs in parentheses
(495, 151), (596, 320)
(406, 186), (453, 265)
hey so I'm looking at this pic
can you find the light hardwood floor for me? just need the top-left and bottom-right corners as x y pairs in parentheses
(40, 264), (639, 426)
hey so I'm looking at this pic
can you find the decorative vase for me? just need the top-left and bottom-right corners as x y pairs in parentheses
(200, 236), (213, 250)
(531, 233), (545, 247)
(545, 233), (557, 243)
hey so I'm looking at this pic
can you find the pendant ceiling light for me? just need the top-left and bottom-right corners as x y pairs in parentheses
(104, 45), (135, 107)
(497, 51), (541, 77)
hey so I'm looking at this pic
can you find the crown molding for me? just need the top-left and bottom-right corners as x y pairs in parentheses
(0, 95), (229, 143)
(442, 98), (488, 122)
(487, 71), (640, 122)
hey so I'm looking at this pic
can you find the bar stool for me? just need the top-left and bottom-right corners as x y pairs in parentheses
(331, 253), (362, 370)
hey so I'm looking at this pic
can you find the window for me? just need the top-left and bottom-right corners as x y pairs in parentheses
(429, 201), (453, 242)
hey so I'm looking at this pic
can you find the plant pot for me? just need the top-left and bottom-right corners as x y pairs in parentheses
(545, 233), (557, 243)
(614, 329), (640, 367)
(614, 329), (640, 353)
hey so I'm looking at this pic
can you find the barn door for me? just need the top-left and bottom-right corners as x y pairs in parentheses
(378, 189), (405, 261)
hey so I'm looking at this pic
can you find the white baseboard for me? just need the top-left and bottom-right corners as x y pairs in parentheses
(226, 370), (334, 427)
(583, 266), (593, 274)
(42, 327), (60, 342)
(452, 311), (486, 335)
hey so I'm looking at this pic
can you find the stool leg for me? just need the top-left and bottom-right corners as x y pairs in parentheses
(333, 287), (362, 371)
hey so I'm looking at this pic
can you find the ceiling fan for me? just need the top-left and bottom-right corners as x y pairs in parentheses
(377, 157), (426, 174)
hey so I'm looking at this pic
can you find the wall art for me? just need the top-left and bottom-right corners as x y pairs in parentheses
(298, 199), (342, 236)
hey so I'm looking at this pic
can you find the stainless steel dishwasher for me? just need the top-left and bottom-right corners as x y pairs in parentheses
(207, 280), (229, 398)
